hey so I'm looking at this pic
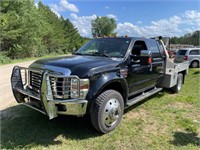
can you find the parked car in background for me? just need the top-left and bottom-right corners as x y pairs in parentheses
(174, 48), (200, 68)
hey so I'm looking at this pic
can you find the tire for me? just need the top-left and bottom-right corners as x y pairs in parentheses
(171, 73), (183, 93)
(190, 61), (199, 68)
(90, 90), (124, 133)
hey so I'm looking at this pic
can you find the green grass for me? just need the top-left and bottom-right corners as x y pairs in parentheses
(0, 53), (70, 66)
(1, 69), (200, 150)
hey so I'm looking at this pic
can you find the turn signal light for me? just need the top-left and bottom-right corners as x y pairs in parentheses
(148, 57), (152, 64)
(80, 79), (90, 99)
(80, 84), (89, 90)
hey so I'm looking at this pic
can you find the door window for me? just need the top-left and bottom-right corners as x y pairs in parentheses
(131, 40), (147, 55)
(131, 40), (148, 63)
(189, 50), (200, 55)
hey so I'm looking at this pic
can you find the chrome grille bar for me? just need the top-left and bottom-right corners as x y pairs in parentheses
(48, 76), (80, 99)
(29, 71), (43, 93)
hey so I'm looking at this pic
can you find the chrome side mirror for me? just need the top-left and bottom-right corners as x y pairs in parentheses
(140, 50), (152, 57)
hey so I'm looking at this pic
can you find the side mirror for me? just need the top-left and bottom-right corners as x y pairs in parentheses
(140, 50), (152, 65)
(72, 50), (78, 55)
(140, 50), (151, 57)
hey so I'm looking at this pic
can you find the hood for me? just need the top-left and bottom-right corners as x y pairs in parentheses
(29, 55), (121, 77)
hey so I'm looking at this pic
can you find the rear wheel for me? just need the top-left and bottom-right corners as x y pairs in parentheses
(90, 90), (124, 133)
(191, 61), (199, 68)
(171, 73), (183, 93)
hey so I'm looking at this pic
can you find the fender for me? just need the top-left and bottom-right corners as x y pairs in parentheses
(86, 71), (129, 104)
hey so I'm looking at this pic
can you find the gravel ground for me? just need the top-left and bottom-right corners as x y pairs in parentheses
(0, 61), (35, 110)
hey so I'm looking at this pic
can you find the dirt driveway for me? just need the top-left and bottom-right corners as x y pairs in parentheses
(0, 61), (35, 110)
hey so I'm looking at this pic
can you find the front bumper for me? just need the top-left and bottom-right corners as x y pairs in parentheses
(11, 66), (88, 119)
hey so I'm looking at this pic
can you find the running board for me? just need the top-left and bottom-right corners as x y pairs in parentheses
(127, 87), (163, 106)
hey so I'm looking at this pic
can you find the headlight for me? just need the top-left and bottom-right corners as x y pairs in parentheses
(70, 78), (79, 98)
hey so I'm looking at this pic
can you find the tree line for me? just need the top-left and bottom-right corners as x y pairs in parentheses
(171, 30), (199, 46)
(0, 0), (117, 63)
(0, 0), (88, 62)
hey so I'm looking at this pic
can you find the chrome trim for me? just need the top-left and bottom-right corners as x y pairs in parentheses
(102, 98), (121, 128)
(16, 88), (40, 100)
(29, 71), (42, 93)
(11, 66), (88, 119)
(22, 103), (46, 114)
(55, 100), (88, 116)
(47, 75), (80, 99)
(41, 71), (57, 119)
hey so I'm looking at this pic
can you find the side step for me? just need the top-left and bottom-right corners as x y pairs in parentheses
(127, 87), (163, 106)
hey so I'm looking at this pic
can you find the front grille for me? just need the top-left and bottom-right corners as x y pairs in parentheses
(29, 71), (42, 93)
(49, 76), (79, 99)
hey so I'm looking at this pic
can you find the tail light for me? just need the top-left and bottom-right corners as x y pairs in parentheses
(184, 56), (188, 60)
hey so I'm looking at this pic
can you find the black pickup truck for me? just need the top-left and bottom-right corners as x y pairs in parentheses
(11, 37), (189, 133)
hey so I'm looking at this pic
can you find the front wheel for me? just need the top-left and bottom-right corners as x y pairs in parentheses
(90, 90), (124, 133)
(171, 73), (183, 93)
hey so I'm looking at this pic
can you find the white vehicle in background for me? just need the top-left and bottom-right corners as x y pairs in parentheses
(174, 48), (200, 68)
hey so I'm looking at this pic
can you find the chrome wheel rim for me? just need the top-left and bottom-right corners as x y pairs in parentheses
(102, 98), (121, 128)
(177, 76), (182, 91)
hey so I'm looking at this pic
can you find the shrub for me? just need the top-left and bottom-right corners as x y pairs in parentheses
(0, 52), (11, 64)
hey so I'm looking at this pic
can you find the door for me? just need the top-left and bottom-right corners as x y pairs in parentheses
(147, 39), (164, 85)
(126, 40), (154, 96)
(189, 49), (200, 65)
(126, 39), (164, 96)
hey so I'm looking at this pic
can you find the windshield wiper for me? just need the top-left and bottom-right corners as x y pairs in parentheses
(74, 52), (82, 55)
(89, 52), (110, 58)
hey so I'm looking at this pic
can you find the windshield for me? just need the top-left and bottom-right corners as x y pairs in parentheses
(75, 38), (131, 58)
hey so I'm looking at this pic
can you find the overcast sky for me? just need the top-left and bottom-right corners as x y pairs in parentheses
(36, 0), (200, 37)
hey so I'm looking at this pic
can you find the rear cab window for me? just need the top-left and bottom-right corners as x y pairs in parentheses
(147, 40), (162, 59)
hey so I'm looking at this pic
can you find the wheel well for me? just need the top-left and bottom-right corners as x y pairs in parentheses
(179, 70), (186, 84)
(102, 82), (127, 104)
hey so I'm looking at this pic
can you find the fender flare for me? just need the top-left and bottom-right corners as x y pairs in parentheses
(86, 72), (128, 112)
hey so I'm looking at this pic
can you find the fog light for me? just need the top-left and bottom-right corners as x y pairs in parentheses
(56, 104), (67, 111)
